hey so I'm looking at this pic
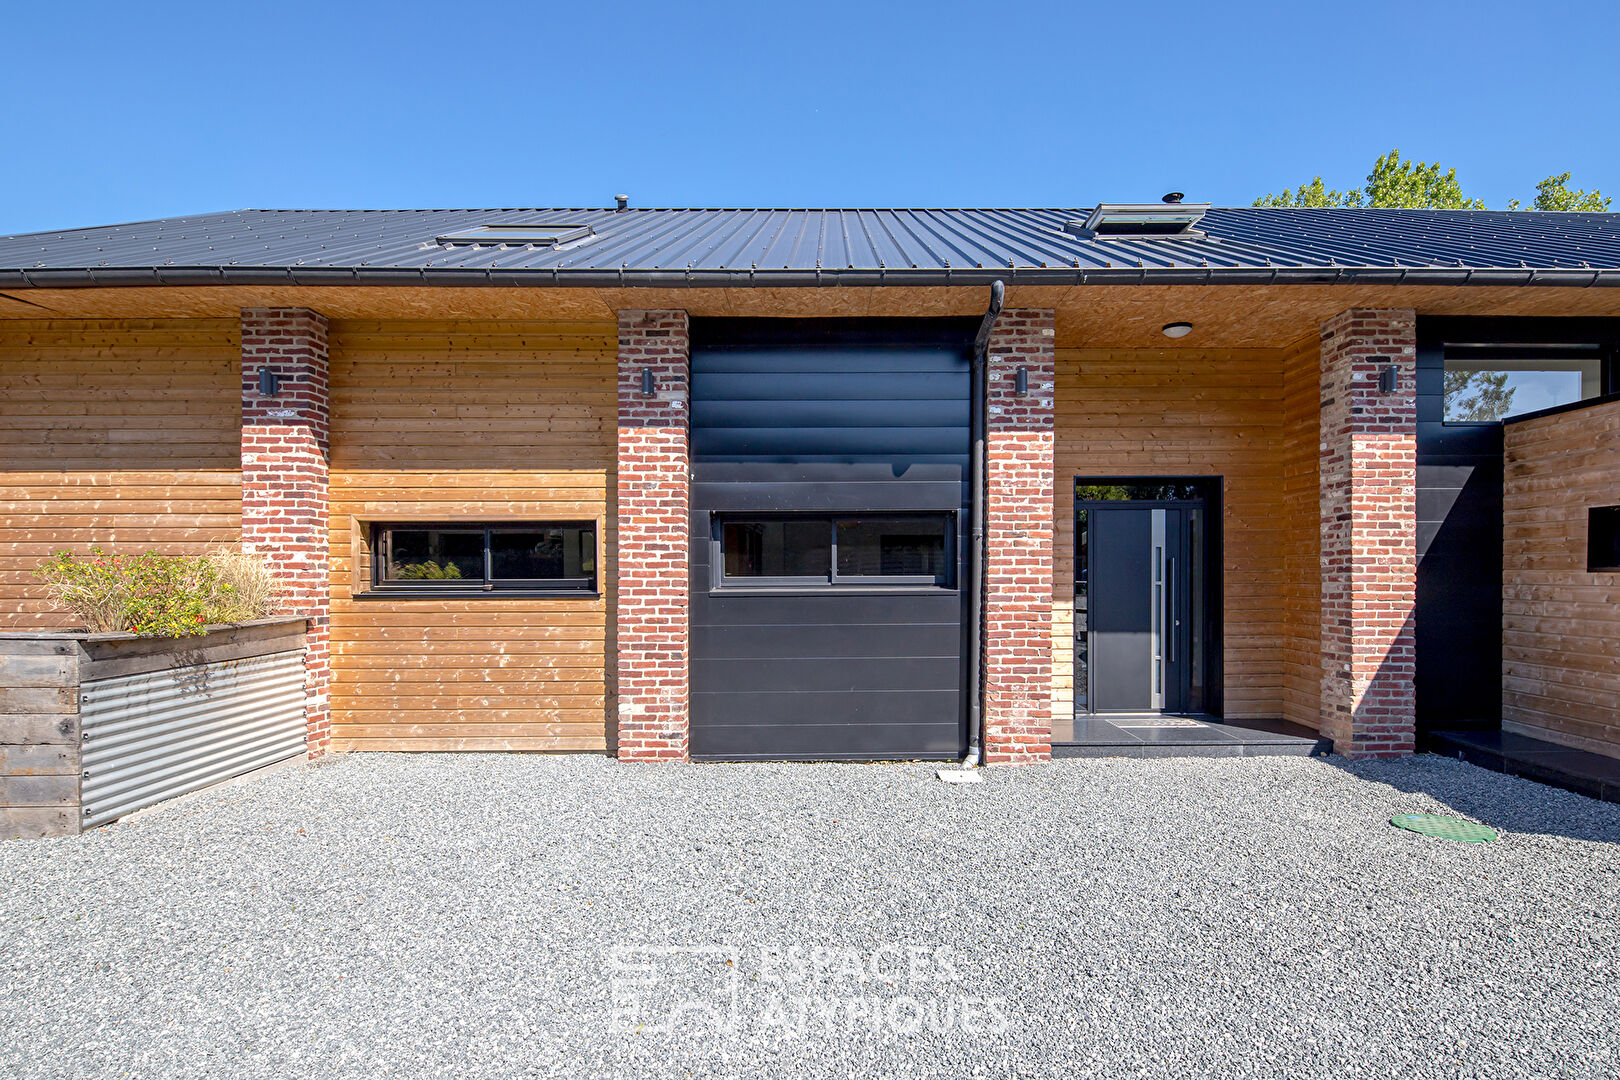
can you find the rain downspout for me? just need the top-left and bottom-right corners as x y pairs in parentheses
(965, 279), (1004, 767)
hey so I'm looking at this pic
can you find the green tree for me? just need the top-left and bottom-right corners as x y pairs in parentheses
(1255, 149), (1486, 209)
(1252, 176), (1364, 208)
(1443, 369), (1516, 422)
(1257, 153), (1610, 213)
(1505, 171), (1612, 212)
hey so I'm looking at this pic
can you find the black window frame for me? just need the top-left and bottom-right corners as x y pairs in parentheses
(1439, 342), (1613, 426)
(710, 512), (957, 592)
(364, 521), (598, 598)
(1590, 505), (1620, 573)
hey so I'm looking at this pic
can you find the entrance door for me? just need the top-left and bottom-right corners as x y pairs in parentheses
(1089, 507), (1192, 712)
(1076, 480), (1214, 717)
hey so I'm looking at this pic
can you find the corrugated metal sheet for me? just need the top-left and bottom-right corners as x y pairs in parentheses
(79, 650), (306, 828)
(4, 206), (1620, 288)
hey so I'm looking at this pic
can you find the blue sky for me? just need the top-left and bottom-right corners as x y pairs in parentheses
(5, 0), (1617, 234)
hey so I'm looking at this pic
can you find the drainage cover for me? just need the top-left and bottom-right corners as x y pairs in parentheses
(1391, 814), (1499, 843)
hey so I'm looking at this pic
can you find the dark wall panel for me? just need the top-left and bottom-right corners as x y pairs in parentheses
(688, 318), (973, 761)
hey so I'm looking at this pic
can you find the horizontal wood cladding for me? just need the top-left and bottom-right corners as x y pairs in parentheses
(1502, 400), (1620, 757)
(1053, 345), (1306, 729)
(0, 319), (242, 628)
(326, 319), (617, 753)
(1280, 335), (1322, 730)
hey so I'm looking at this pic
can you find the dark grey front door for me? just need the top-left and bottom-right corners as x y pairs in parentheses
(1088, 506), (1193, 713)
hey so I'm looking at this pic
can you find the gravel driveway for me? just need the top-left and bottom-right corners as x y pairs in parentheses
(3, 753), (1618, 1079)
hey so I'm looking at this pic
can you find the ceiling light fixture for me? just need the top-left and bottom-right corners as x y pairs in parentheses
(1162, 322), (1193, 339)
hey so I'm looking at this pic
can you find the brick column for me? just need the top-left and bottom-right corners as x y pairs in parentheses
(983, 309), (1056, 764)
(616, 311), (691, 762)
(1319, 309), (1418, 758)
(241, 309), (331, 758)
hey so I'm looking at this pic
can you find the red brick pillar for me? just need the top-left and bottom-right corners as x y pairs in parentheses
(241, 309), (331, 758)
(1319, 309), (1418, 758)
(616, 311), (691, 762)
(983, 309), (1056, 764)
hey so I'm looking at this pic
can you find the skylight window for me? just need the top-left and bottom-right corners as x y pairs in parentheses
(436, 224), (595, 247)
(1066, 203), (1211, 238)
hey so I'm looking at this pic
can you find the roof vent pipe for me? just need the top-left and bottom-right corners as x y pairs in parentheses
(614, 194), (629, 211)
(1162, 192), (1185, 204)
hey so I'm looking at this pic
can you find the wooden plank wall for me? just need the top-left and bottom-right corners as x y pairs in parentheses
(0, 319), (242, 628)
(326, 319), (617, 752)
(1053, 344), (1310, 730)
(1279, 335), (1322, 730)
(1502, 399), (1620, 756)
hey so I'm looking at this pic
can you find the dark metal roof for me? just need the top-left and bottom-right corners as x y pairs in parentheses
(5, 206), (1620, 289)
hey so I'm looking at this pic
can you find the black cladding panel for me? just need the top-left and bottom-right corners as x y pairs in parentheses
(687, 319), (973, 761)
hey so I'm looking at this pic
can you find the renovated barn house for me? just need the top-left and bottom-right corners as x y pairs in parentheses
(2, 202), (1618, 783)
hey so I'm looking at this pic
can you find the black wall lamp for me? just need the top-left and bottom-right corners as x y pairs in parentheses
(640, 367), (656, 396)
(1378, 364), (1399, 393)
(1015, 366), (1029, 396)
(257, 367), (280, 397)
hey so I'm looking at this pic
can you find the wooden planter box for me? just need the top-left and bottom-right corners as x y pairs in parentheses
(1, 617), (308, 838)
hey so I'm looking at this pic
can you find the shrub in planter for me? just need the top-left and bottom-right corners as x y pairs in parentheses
(34, 548), (284, 637)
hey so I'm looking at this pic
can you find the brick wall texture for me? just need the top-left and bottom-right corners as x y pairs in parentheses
(983, 309), (1057, 764)
(1318, 308), (1418, 758)
(240, 308), (331, 757)
(616, 311), (692, 762)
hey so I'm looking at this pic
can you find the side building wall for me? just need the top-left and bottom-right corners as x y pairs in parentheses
(1053, 343), (1313, 729)
(1502, 398), (1620, 757)
(325, 319), (618, 752)
(0, 319), (243, 627)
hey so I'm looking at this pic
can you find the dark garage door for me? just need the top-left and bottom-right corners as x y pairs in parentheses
(689, 319), (973, 760)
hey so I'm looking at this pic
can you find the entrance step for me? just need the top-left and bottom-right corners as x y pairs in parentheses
(1054, 716), (1330, 759)
(1425, 728), (1620, 804)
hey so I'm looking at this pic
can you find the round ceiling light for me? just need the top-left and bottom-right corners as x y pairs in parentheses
(1161, 321), (1193, 339)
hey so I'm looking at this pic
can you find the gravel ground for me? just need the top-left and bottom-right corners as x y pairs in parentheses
(3, 752), (1618, 1080)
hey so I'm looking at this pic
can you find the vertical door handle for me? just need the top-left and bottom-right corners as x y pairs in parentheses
(1167, 556), (1176, 661)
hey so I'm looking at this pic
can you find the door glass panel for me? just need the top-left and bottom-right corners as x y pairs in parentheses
(722, 520), (830, 578)
(835, 517), (948, 580)
(1075, 508), (1088, 714)
(381, 529), (484, 582)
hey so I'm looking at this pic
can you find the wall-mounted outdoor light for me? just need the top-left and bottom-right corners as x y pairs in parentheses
(257, 367), (280, 397)
(1378, 364), (1399, 393)
(1161, 322), (1193, 339)
(640, 367), (656, 396)
(1015, 366), (1029, 396)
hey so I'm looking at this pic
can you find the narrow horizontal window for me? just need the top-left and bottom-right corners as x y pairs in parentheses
(371, 522), (596, 595)
(714, 513), (955, 589)
(1443, 345), (1604, 422)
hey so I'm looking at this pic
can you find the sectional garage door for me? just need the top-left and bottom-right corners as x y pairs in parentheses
(688, 318), (974, 760)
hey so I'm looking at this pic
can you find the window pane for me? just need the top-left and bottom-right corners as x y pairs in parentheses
(382, 529), (483, 582)
(835, 517), (948, 578)
(1075, 482), (1203, 502)
(1443, 351), (1603, 422)
(490, 527), (594, 581)
(723, 521), (830, 578)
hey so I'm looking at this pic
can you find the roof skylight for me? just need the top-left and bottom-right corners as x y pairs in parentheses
(1067, 203), (1211, 238)
(436, 223), (595, 247)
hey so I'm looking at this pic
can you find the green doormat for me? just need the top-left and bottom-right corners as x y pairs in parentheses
(1391, 814), (1499, 843)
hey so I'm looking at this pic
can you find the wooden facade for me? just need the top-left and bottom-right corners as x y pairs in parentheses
(1051, 338), (1323, 735)
(0, 319), (242, 628)
(326, 320), (617, 753)
(1502, 399), (1620, 757)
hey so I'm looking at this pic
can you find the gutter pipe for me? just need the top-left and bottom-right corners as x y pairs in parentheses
(965, 280), (1004, 768)
(2, 266), (1615, 290)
